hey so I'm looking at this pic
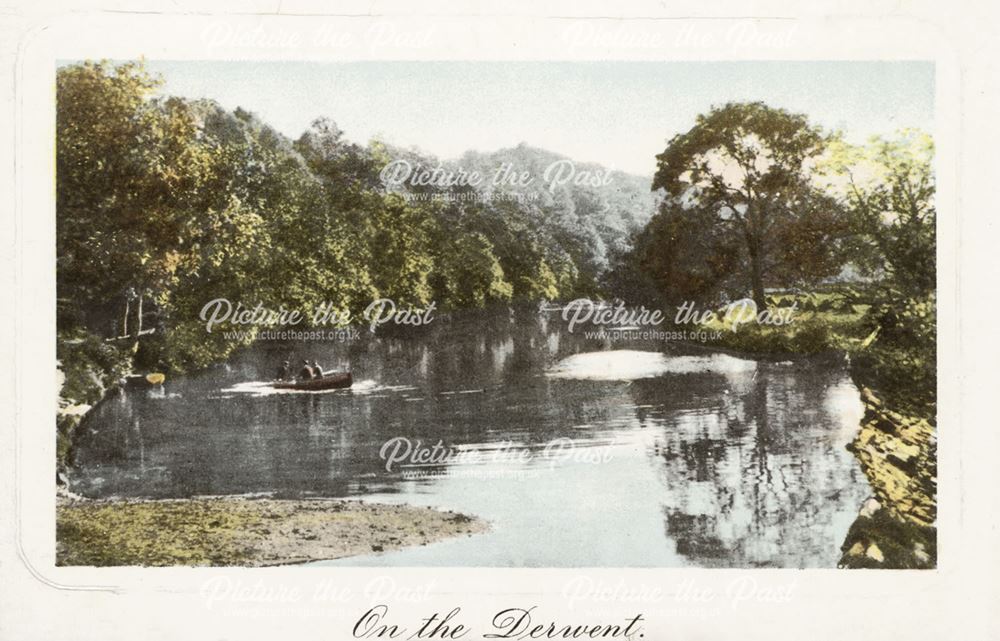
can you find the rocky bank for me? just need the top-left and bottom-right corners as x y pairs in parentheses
(839, 388), (937, 569)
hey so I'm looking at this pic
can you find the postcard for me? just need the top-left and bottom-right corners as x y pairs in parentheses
(2, 2), (996, 640)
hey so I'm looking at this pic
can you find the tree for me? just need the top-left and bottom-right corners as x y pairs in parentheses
(57, 61), (219, 339)
(431, 232), (513, 308)
(631, 200), (742, 304)
(822, 130), (935, 298)
(821, 130), (936, 415)
(156, 104), (325, 369)
(56, 59), (661, 375)
(652, 102), (846, 308)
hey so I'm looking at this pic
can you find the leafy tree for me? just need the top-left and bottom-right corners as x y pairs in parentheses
(154, 105), (315, 368)
(471, 199), (563, 301)
(55, 59), (660, 376)
(652, 102), (847, 307)
(822, 130), (935, 298)
(631, 201), (742, 304)
(431, 232), (513, 308)
(448, 144), (657, 300)
(822, 131), (936, 415)
(363, 193), (436, 306)
(57, 61), (219, 338)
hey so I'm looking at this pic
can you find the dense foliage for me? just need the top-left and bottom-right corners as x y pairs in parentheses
(56, 62), (936, 417)
(632, 102), (848, 308)
(824, 132), (937, 416)
(57, 61), (655, 372)
(612, 105), (936, 416)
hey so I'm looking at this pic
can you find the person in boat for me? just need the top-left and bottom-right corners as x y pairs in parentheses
(276, 360), (290, 381)
(299, 359), (315, 381)
(312, 360), (324, 378)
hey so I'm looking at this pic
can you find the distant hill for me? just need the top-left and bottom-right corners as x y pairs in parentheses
(375, 141), (661, 291)
(454, 143), (657, 238)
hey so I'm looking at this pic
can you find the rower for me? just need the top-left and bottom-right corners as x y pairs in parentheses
(313, 360), (324, 378)
(299, 359), (315, 380)
(276, 360), (290, 381)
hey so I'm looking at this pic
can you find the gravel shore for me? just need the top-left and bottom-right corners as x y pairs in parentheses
(56, 496), (487, 567)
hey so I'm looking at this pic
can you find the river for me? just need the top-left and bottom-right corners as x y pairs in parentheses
(70, 308), (870, 567)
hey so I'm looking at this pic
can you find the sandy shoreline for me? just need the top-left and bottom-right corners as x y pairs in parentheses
(56, 495), (488, 567)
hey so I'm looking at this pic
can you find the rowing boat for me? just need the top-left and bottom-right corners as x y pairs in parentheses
(124, 372), (166, 389)
(272, 371), (353, 391)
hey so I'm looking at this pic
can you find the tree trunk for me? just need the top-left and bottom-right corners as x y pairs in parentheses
(136, 293), (143, 335)
(749, 247), (766, 310)
(133, 293), (143, 353)
(743, 213), (767, 310)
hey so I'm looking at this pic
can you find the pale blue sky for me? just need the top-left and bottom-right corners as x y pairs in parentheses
(136, 60), (932, 175)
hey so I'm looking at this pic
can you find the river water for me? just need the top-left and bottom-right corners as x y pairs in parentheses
(70, 308), (870, 567)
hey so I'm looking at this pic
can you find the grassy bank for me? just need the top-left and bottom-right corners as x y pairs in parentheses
(697, 290), (935, 416)
(698, 292), (869, 356)
(57, 496), (487, 566)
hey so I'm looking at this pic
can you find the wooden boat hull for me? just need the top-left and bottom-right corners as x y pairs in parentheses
(272, 372), (353, 391)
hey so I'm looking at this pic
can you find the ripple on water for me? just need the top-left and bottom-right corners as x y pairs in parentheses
(216, 379), (418, 398)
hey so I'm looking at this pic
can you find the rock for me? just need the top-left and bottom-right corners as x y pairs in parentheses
(849, 389), (937, 528)
(865, 543), (884, 562)
(60, 403), (93, 417)
(859, 497), (881, 518)
(890, 441), (920, 460)
(861, 388), (882, 407)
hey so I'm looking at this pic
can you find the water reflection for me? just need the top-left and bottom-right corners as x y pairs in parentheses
(632, 366), (867, 567)
(546, 349), (756, 381)
(71, 309), (868, 567)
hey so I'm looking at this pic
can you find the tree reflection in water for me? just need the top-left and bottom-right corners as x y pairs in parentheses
(71, 310), (868, 567)
(634, 363), (867, 567)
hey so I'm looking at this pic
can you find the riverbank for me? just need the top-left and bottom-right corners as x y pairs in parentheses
(698, 292), (867, 356)
(57, 496), (487, 566)
(838, 388), (937, 568)
(57, 332), (134, 481)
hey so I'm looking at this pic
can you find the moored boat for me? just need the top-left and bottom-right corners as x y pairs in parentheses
(272, 371), (353, 391)
(123, 372), (166, 389)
